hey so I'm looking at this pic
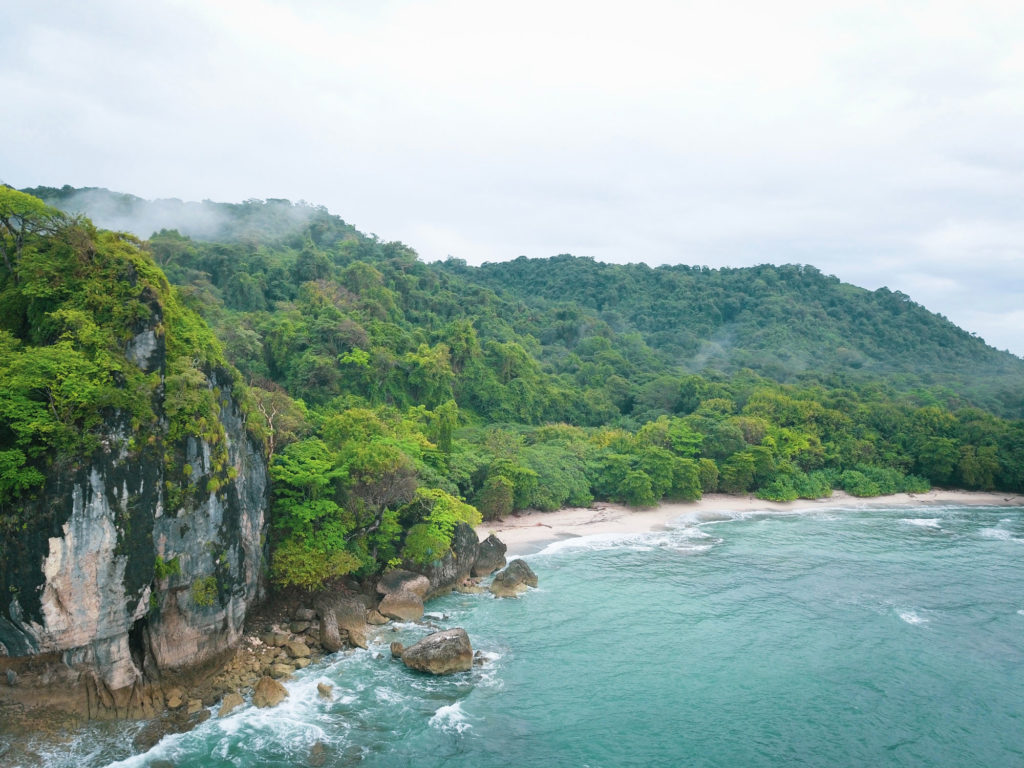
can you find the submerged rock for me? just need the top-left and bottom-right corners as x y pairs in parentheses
(489, 559), (538, 598)
(401, 629), (473, 675)
(252, 676), (288, 708)
(473, 534), (508, 576)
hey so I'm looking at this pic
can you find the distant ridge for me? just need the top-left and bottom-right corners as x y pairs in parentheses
(25, 185), (1024, 418)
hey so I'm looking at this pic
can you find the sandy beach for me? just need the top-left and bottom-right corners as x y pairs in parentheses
(478, 490), (1024, 556)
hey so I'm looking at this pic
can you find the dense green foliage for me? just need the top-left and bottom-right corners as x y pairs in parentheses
(14, 187), (1024, 591)
(441, 255), (1024, 419)
(0, 188), (233, 520)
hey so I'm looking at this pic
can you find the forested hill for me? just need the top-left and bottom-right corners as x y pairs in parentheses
(6, 186), (1024, 594)
(441, 255), (1024, 417)
(27, 185), (1024, 419)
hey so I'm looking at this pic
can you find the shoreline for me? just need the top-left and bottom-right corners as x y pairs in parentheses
(478, 489), (1024, 556)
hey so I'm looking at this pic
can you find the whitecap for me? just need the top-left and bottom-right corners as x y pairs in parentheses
(979, 527), (1012, 540)
(902, 518), (941, 528)
(899, 610), (929, 626)
(429, 702), (472, 734)
(374, 687), (407, 704)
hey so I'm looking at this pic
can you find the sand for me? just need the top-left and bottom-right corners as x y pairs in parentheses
(477, 490), (1023, 556)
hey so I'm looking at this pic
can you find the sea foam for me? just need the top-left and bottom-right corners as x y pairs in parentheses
(429, 702), (472, 734)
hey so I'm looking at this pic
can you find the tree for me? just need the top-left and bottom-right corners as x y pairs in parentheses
(0, 188), (67, 276)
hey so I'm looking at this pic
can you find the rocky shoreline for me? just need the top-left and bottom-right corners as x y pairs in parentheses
(0, 524), (542, 762)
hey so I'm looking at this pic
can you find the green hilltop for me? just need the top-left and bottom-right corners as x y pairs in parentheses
(7, 185), (1024, 589)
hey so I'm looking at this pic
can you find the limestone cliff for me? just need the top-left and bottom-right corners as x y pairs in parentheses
(0, 267), (269, 719)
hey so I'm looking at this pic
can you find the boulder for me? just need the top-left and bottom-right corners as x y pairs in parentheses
(294, 607), (317, 622)
(401, 628), (473, 675)
(269, 662), (295, 679)
(165, 686), (185, 710)
(293, 658), (311, 669)
(489, 559), (538, 598)
(377, 570), (431, 598)
(390, 641), (405, 659)
(320, 619), (343, 653)
(218, 691), (244, 718)
(366, 609), (389, 625)
(186, 698), (203, 715)
(347, 626), (369, 649)
(314, 594), (369, 653)
(309, 741), (327, 768)
(290, 621), (310, 634)
(317, 682), (333, 699)
(473, 533), (508, 576)
(260, 631), (290, 647)
(378, 591), (424, 621)
(285, 640), (311, 659)
(252, 676), (288, 708)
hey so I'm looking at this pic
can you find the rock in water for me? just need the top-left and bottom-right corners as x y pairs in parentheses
(401, 629), (473, 675)
(252, 676), (288, 708)
(309, 741), (327, 767)
(348, 626), (369, 649)
(390, 641), (405, 659)
(473, 533), (508, 576)
(489, 559), (538, 598)
(317, 682), (333, 699)
(377, 569), (431, 620)
(378, 591), (425, 621)
(218, 692), (244, 717)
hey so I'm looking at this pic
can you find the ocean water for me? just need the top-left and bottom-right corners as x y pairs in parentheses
(16, 504), (1024, 768)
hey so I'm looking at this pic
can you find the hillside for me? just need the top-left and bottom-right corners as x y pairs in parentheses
(28, 185), (1024, 420)
(9, 186), (1024, 593)
(440, 255), (1024, 418)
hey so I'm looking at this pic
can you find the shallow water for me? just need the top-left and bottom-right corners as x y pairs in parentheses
(17, 504), (1024, 767)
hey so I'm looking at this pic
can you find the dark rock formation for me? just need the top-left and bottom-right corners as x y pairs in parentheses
(473, 534), (508, 576)
(401, 629), (473, 675)
(489, 559), (539, 598)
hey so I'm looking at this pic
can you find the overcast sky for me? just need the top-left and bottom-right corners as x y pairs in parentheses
(3, 0), (1023, 356)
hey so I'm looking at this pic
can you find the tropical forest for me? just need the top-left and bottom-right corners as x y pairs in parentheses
(4, 185), (1024, 591)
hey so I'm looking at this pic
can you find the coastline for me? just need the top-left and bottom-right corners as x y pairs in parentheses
(478, 489), (1024, 556)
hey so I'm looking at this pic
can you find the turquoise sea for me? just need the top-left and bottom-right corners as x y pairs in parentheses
(20, 504), (1024, 767)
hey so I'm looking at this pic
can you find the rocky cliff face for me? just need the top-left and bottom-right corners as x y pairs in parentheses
(0, 321), (269, 719)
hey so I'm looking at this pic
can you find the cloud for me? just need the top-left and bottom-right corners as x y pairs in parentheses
(2, 0), (1022, 355)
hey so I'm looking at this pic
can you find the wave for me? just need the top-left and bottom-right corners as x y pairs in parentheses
(899, 610), (929, 626)
(429, 702), (472, 734)
(979, 527), (1014, 541)
(902, 518), (942, 528)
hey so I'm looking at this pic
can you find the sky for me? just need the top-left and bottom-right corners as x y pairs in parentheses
(2, 0), (1023, 356)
